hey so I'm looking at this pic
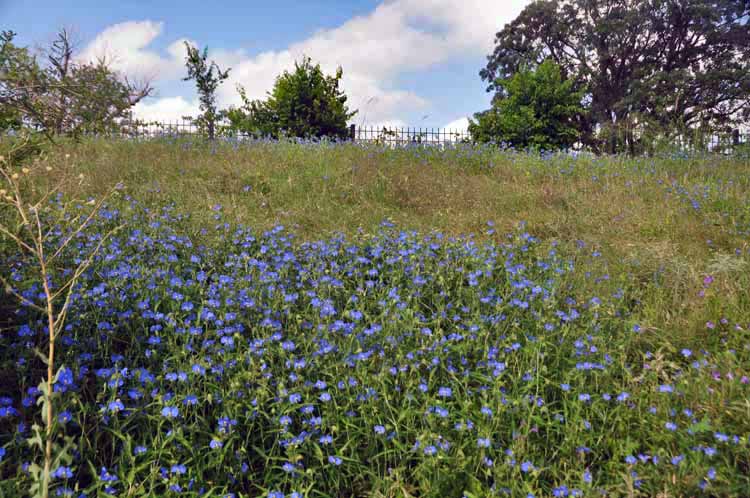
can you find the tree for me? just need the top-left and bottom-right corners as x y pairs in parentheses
(0, 33), (25, 133)
(0, 105), (22, 132)
(1, 30), (45, 136)
(469, 60), (584, 150)
(227, 57), (356, 140)
(481, 0), (750, 153)
(183, 43), (230, 140)
(0, 29), (152, 140)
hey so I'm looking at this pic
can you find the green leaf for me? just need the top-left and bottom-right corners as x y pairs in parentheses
(688, 417), (713, 434)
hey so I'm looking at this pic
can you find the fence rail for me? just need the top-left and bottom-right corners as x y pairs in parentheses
(679, 131), (748, 154)
(109, 119), (472, 145)
(351, 125), (469, 145)
(102, 118), (748, 151)
(115, 118), (205, 138)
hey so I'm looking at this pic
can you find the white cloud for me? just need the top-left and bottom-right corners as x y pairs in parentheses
(218, 0), (528, 123)
(397, 0), (529, 54)
(130, 96), (200, 123)
(442, 117), (470, 132)
(77, 21), (185, 81)
(83, 1), (530, 124)
(363, 119), (409, 130)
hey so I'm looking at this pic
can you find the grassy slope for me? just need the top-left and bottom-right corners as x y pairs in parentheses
(3, 137), (749, 495)
(45, 137), (750, 351)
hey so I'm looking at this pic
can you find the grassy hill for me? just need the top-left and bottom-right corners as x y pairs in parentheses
(0, 137), (748, 496)
(46, 138), (750, 343)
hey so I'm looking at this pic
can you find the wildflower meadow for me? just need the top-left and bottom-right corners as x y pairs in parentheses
(1, 138), (749, 497)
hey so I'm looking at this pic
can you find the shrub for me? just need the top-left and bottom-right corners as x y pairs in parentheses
(0, 29), (152, 140)
(469, 60), (584, 151)
(182, 43), (231, 140)
(227, 57), (356, 140)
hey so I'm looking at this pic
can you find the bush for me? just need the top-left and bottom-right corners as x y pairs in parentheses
(469, 60), (584, 151)
(182, 43), (230, 140)
(0, 29), (152, 139)
(227, 57), (356, 140)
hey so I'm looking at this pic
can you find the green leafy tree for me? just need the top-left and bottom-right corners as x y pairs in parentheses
(0, 105), (22, 132)
(182, 43), (230, 140)
(481, 0), (750, 153)
(0, 30), (41, 134)
(227, 57), (356, 140)
(225, 88), (278, 138)
(469, 60), (584, 150)
(0, 31), (24, 133)
(0, 29), (152, 140)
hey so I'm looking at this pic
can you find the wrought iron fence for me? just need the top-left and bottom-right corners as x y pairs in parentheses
(97, 117), (748, 152)
(351, 125), (469, 145)
(107, 120), (471, 145)
(113, 118), (217, 138)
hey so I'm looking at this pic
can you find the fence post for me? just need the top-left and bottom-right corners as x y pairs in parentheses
(349, 124), (356, 142)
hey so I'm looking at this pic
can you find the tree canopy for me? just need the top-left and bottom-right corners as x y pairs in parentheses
(0, 29), (152, 140)
(481, 0), (750, 152)
(469, 60), (584, 150)
(227, 57), (356, 140)
(183, 43), (230, 140)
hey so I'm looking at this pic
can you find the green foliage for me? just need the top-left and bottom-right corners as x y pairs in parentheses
(0, 29), (152, 140)
(224, 90), (278, 138)
(0, 112), (21, 133)
(469, 60), (584, 150)
(227, 57), (356, 140)
(0, 33), (23, 134)
(0, 104), (23, 133)
(64, 63), (147, 135)
(0, 130), (46, 173)
(2, 139), (750, 496)
(1, 147), (119, 498)
(0, 30), (41, 134)
(182, 43), (230, 140)
(482, 0), (750, 153)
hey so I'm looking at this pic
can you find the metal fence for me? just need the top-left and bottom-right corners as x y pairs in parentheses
(352, 125), (469, 145)
(107, 118), (472, 145)
(104, 117), (747, 151)
(114, 118), (210, 138)
(696, 131), (747, 153)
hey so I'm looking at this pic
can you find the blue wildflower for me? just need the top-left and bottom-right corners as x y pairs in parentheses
(160, 406), (179, 418)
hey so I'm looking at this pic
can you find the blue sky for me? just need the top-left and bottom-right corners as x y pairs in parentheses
(2, 0), (530, 129)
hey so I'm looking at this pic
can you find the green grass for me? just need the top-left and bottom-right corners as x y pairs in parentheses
(49, 138), (750, 343)
(1, 136), (749, 496)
